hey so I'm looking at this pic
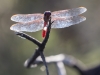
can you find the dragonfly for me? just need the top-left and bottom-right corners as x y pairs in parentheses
(10, 7), (87, 38)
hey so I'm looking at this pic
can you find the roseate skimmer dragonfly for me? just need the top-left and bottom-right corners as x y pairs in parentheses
(10, 7), (87, 38)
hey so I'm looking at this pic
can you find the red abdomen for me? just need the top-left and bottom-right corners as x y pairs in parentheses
(42, 22), (47, 38)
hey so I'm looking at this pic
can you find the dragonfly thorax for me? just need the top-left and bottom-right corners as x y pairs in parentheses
(44, 11), (51, 22)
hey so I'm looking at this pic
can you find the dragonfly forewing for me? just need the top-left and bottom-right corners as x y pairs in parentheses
(51, 16), (86, 28)
(11, 13), (43, 23)
(10, 19), (44, 32)
(10, 7), (87, 33)
(51, 7), (87, 18)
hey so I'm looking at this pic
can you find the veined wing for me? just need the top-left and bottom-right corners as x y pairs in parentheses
(51, 7), (87, 18)
(10, 19), (44, 32)
(51, 16), (86, 28)
(11, 13), (43, 23)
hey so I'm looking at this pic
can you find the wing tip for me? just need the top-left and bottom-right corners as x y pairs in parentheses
(11, 14), (18, 21)
(72, 16), (86, 26)
(82, 16), (86, 21)
(10, 24), (14, 31)
(79, 7), (87, 12)
(79, 16), (86, 22)
(10, 24), (18, 32)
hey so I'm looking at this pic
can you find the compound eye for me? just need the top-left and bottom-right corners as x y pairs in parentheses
(44, 11), (51, 16)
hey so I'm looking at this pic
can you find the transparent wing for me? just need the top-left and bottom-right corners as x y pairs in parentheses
(11, 13), (43, 23)
(51, 16), (86, 28)
(10, 19), (44, 32)
(51, 7), (87, 18)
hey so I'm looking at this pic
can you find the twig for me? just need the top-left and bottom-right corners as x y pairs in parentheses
(39, 51), (49, 75)
(15, 32), (41, 47)
(29, 54), (87, 75)
(56, 61), (67, 75)
(15, 18), (54, 75)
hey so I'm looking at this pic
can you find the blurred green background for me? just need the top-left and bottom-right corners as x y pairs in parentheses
(0, 0), (100, 75)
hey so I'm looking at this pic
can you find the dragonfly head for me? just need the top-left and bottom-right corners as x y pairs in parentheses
(44, 11), (51, 22)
